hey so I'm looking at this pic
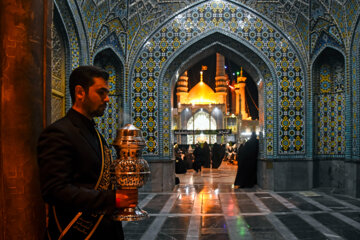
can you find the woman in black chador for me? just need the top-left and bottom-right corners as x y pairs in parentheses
(234, 132), (259, 188)
(220, 144), (226, 163)
(202, 142), (211, 168)
(211, 143), (222, 169)
(193, 144), (202, 172)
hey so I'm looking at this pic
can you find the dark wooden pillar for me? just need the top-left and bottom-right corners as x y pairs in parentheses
(0, 0), (52, 239)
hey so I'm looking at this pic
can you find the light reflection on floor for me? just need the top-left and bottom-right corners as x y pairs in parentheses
(123, 163), (360, 240)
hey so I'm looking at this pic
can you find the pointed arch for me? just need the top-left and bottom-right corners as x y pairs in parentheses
(312, 47), (346, 157)
(66, 0), (90, 63)
(54, 1), (83, 112)
(93, 48), (124, 149)
(128, 0), (307, 158)
(54, 0), (82, 69)
(312, 47), (346, 191)
(162, 31), (268, 158)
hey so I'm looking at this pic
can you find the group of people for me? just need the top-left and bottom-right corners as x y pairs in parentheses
(174, 142), (227, 173)
(174, 132), (259, 189)
(192, 142), (227, 172)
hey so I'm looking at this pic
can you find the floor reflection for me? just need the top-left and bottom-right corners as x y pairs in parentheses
(123, 163), (360, 240)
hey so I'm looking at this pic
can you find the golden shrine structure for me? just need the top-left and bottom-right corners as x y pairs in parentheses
(173, 53), (258, 144)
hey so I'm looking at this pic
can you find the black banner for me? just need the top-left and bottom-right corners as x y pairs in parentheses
(173, 129), (232, 135)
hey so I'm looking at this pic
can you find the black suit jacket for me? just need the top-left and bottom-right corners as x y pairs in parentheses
(38, 109), (123, 239)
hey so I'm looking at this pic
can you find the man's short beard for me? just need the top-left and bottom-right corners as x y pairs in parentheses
(90, 104), (107, 117)
(92, 108), (106, 117)
(83, 96), (106, 118)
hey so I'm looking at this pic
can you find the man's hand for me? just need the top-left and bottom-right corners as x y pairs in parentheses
(115, 189), (138, 208)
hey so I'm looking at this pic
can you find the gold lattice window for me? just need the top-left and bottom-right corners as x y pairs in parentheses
(50, 23), (66, 123)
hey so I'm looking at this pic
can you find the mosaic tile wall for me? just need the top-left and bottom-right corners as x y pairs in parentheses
(76, 0), (127, 62)
(314, 61), (346, 156)
(123, 0), (310, 64)
(61, 0), (312, 100)
(54, 0), (360, 160)
(55, 1), (80, 69)
(315, 93), (346, 155)
(351, 19), (360, 158)
(310, 0), (360, 159)
(237, 0), (309, 58)
(94, 65), (121, 157)
(54, 1), (82, 112)
(130, 1), (306, 156)
(55, 2), (123, 157)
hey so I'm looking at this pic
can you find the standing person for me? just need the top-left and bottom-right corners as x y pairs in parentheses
(175, 146), (187, 174)
(234, 132), (259, 188)
(202, 141), (211, 168)
(220, 144), (226, 163)
(193, 144), (202, 172)
(37, 66), (137, 240)
(211, 143), (222, 169)
(234, 141), (245, 187)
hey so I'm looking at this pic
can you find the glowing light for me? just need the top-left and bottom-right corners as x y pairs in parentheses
(236, 216), (250, 237)
(187, 112), (217, 131)
(187, 78), (217, 104)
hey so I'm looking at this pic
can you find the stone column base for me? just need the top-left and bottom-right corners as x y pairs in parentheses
(258, 159), (312, 191)
(345, 161), (360, 198)
(141, 159), (175, 192)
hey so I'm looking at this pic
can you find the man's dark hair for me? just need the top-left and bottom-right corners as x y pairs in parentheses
(69, 65), (109, 104)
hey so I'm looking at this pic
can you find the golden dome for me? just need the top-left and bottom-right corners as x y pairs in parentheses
(187, 72), (216, 104)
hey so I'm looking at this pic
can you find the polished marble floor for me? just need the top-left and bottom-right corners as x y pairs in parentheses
(123, 163), (360, 240)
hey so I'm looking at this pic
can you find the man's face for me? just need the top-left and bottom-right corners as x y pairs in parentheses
(83, 77), (110, 117)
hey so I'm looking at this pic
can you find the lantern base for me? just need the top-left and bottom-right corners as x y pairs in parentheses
(113, 206), (149, 221)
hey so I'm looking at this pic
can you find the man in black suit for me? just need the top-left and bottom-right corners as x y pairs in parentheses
(37, 66), (137, 239)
